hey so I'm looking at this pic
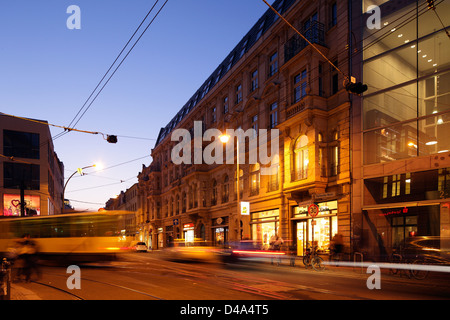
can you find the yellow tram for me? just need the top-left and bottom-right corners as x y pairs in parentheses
(0, 211), (135, 262)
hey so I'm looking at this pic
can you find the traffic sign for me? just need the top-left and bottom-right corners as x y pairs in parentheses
(308, 204), (319, 217)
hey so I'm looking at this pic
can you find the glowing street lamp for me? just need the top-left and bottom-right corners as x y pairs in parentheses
(62, 164), (99, 213)
(219, 133), (242, 240)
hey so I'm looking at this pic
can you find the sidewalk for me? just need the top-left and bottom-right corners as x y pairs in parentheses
(10, 283), (42, 300)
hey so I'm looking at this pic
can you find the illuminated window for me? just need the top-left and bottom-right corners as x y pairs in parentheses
(330, 131), (339, 176)
(294, 135), (309, 180)
(250, 163), (260, 196)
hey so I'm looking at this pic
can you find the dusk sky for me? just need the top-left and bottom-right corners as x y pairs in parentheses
(0, 0), (273, 210)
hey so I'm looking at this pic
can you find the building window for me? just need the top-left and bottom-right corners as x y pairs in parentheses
(251, 69), (258, 92)
(182, 192), (186, 213)
(269, 102), (278, 128)
(251, 114), (258, 139)
(294, 70), (307, 103)
(330, 3), (337, 27)
(211, 107), (216, 123)
(269, 52), (278, 77)
(212, 180), (217, 206)
(222, 175), (229, 203)
(294, 135), (309, 180)
(250, 163), (260, 196)
(332, 60), (339, 95)
(235, 84), (242, 105)
(3, 130), (40, 160)
(3, 162), (40, 190)
(330, 131), (339, 176)
(223, 96), (229, 114)
(267, 160), (279, 192)
(236, 169), (244, 199)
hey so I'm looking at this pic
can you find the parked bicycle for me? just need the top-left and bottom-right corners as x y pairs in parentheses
(388, 252), (429, 280)
(303, 245), (325, 271)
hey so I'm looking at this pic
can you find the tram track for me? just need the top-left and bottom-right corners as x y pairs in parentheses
(30, 270), (166, 300)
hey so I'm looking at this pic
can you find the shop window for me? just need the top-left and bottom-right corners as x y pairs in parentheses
(293, 135), (308, 180)
(251, 209), (279, 249)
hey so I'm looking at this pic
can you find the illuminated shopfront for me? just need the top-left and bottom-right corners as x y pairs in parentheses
(292, 201), (338, 256)
(183, 223), (195, 244)
(212, 216), (228, 246)
(251, 209), (279, 249)
(3, 194), (40, 216)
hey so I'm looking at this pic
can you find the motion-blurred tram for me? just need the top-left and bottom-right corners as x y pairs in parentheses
(0, 211), (135, 263)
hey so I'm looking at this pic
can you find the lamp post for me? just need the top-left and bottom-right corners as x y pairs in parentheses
(62, 164), (98, 214)
(219, 133), (241, 241)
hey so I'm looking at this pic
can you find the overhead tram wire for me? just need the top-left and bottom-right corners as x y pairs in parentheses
(263, 0), (438, 93)
(261, 0), (348, 81)
(53, 0), (169, 141)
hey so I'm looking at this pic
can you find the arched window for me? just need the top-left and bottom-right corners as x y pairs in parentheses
(222, 175), (229, 203)
(212, 179), (217, 205)
(250, 163), (260, 196)
(182, 192), (187, 213)
(294, 135), (309, 180)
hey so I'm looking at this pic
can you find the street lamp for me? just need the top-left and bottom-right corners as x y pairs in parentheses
(62, 164), (99, 213)
(219, 133), (241, 240)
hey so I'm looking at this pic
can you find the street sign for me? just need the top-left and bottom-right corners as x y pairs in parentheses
(240, 201), (250, 215)
(308, 204), (319, 217)
(173, 219), (179, 226)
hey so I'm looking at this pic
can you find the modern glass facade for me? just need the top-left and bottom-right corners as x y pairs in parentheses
(362, 0), (450, 165)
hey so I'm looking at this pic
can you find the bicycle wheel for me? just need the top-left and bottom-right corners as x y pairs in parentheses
(303, 255), (311, 268)
(312, 256), (325, 271)
(389, 254), (402, 274)
(410, 259), (429, 280)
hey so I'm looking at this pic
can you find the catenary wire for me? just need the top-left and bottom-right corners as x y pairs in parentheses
(54, 0), (169, 141)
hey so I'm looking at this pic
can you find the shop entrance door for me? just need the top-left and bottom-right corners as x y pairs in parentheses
(296, 221), (307, 256)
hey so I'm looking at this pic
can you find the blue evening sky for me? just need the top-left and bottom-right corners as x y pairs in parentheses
(0, 0), (272, 210)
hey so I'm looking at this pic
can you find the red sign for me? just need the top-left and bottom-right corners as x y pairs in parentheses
(308, 204), (319, 217)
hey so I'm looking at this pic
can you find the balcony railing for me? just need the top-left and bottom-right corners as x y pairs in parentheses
(284, 21), (326, 63)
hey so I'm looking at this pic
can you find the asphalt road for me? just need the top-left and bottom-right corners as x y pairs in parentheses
(10, 251), (450, 302)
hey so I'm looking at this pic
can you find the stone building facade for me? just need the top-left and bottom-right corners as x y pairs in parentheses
(138, 0), (354, 255)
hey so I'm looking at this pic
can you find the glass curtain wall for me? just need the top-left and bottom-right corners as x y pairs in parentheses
(362, 0), (450, 164)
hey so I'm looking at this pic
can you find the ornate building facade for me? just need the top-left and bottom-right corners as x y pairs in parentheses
(138, 0), (353, 255)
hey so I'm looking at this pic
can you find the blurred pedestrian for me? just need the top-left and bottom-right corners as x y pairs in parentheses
(270, 234), (284, 265)
(331, 233), (344, 261)
(16, 234), (40, 282)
